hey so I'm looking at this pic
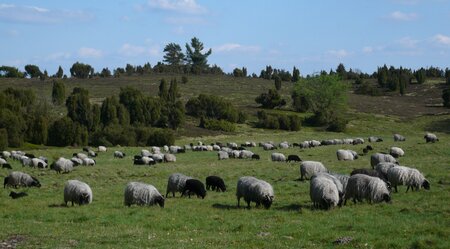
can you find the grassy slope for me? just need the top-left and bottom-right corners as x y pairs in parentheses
(0, 75), (449, 248)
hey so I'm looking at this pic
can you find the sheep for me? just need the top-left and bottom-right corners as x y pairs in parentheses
(205, 176), (226, 192)
(309, 140), (321, 147)
(73, 153), (88, 160)
(151, 146), (161, 154)
(310, 174), (340, 209)
(424, 133), (439, 143)
(279, 142), (289, 149)
(387, 166), (430, 193)
(163, 145), (169, 153)
(70, 157), (83, 166)
(4, 171), (41, 188)
(82, 157), (96, 166)
(343, 138), (354, 145)
(19, 156), (31, 167)
(299, 141), (310, 149)
(141, 149), (151, 157)
(114, 151), (126, 158)
(321, 139), (335, 146)
(239, 150), (254, 159)
(262, 143), (275, 150)
(181, 179), (207, 199)
(134, 156), (155, 166)
(82, 147), (90, 153)
(271, 152), (286, 162)
(217, 151), (229, 160)
(163, 154), (176, 163)
(286, 155), (302, 163)
(98, 146), (107, 152)
(350, 168), (388, 183)
(165, 173), (192, 198)
(251, 154), (260, 160)
(24, 153), (35, 158)
(229, 150), (240, 158)
(329, 172), (350, 192)
(0, 158), (7, 165)
(333, 139), (343, 145)
(393, 134), (405, 142)
(212, 145), (221, 151)
(31, 158), (47, 168)
(50, 157), (74, 174)
(370, 153), (397, 168)
(312, 172), (344, 199)
(227, 142), (238, 149)
(344, 174), (391, 205)
(64, 180), (93, 206)
(2, 163), (12, 169)
(336, 149), (358, 161)
(389, 147), (405, 158)
(368, 136), (383, 142)
(300, 161), (328, 180)
(88, 150), (97, 157)
(38, 156), (48, 164)
(9, 191), (28, 199)
(1, 151), (11, 158)
(236, 176), (274, 209)
(352, 138), (365, 145)
(124, 182), (164, 207)
(374, 162), (397, 180)
(152, 153), (164, 163)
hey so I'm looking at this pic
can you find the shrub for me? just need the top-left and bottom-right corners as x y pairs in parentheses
(200, 118), (236, 132)
(354, 81), (382, 96)
(0, 128), (8, 150)
(326, 115), (348, 132)
(181, 75), (188, 84)
(255, 89), (286, 109)
(186, 94), (243, 123)
(443, 89), (450, 108)
(256, 112), (301, 131)
(148, 128), (175, 146)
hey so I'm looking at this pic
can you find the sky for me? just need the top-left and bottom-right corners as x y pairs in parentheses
(1, 0), (450, 76)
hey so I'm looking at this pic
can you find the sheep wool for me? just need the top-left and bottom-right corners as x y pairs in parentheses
(51, 157), (74, 173)
(236, 176), (274, 209)
(336, 149), (358, 161)
(300, 161), (328, 180)
(217, 151), (229, 160)
(271, 152), (286, 162)
(64, 180), (93, 206)
(370, 153), (397, 168)
(4, 171), (41, 188)
(310, 174), (340, 209)
(165, 173), (192, 198)
(387, 166), (430, 192)
(344, 174), (391, 205)
(389, 147), (405, 158)
(124, 182), (164, 207)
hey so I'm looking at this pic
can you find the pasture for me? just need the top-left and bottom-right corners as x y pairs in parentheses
(1, 114), (449, 248)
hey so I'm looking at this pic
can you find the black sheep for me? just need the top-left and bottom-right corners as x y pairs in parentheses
(177, 148), (186, 153)
(134, 155), (143, 160)
(133, 158), (146, 165)
(366, 145), (373, 151)
(2, 164), (12, 169)
(181, 179), (206, 199)
(251, 154), (260, 160)
(286, 155), (302, 163)
(24, 153), (35, 158)
(205, 176), (226, 192)
(9, 191), (28, 199)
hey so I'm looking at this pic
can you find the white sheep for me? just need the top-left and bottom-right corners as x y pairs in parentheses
(19, 156), (31, 167)
(124, 182), (164, 207)
(336, 149), (358, 161)
(4, 171), (41, 188)
(239, 150), (254, 159)
(218, 151), (229, 160)
(31, 158), (47, 168)
(212, 145), (221, 151)
(370, 153), (397, 168)
(82, 157), (95, 166)
(310, 174), (340, 209)
(74, 153), (88, 160)
(163, 154), (176, 163)
(271, 152), (286, 162)
(236, 176), (274, 209)
(368, 136), (383, 142)
(299, 141), (310, 149)
(352, 138), (365, 145)
(387, 166), (430, 193)
(64, 180), (93, 206)
(309, 140), (321, 147)
(141, 149), (152, 157)
(51, 157), (74, 174)
(344, 174), (391, 205)
(312, 172), (344, 198)
(424, 133), (439, 143)
(114, 151), (126, 158)
(98, 146), (107, 152)
(300, 161), (328, 180)
(165, 173), (192, 198)
(343, 138), (354, 145)
(262, 143), (274, 150)
(279, 142), (289, 149)
(389, 147), (404, 158)
(393, 134), (405, 142)
(1, 151), (11, 158)
(374, 162), (397, 179)
(151, 146), (161, 154)
(71, 157), (83, 166)
(329, 172), (350, 192)
(152, 153), (164, 163)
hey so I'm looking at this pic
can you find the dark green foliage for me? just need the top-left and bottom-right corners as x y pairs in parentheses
(0, 66), (24, 78)
(388, 74), (399, 91)
(51, 80), (65, 105)
(158, 79), (169, 101)
(47, 117), (75, 146)
(0, 109), (26, 147)
(91, 104), (101, 132)
(91, 125), (136, 147)
(233, 67), (247, 77)
(3, 87), (36, 107)
(148, 128), (175, 146)
(336, 63), (347, 80)
(326, 115), (348, 132)
(0, 128), (8, 150)
(163, 43), (185, 71)
(355, 78), (363, 85)
(255, 89), (286, 109)
(125, 64), (135, 76)
(446, 76), (450, 85)
(443, 89), (450, 108)
(185, 37), (212, 74)
(181, 75), (188, 84)
(414, 68), (426, 84)
(377, 65), (388, 87)
(185, 94), (244, 123)
(291, 90), (309, 112)
(256, 111), (301, 131)
(119, 87), (162, 126)
(66, 87), (93, 129)
(55, 66), (64, 78)
(354, 81), (382, 96)
(24, 64), (42, 78)
(274, 75), (282, 90)
(100, 68), (111, 77)
(292, 66), (300, 82)
(260, 65), (273, 80)
(70, 62), (93, 79)
(200, 117), (236, 132)
(100, 96), (130, 127)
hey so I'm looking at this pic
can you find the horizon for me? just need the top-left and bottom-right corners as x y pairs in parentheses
(1, 0), (450, 76)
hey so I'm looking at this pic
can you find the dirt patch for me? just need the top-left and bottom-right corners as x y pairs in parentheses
(0, 235), (26, 249)
(349, 83), (449, 118)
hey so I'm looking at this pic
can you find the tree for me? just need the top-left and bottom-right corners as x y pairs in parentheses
(255, 89), (286, 109)
(100, 96), (130, 127)
(274, 75), (282, 90)
(158, 79), (169, 101)
(55, 66), (64, 78)
(24, 64), (42, 78)
(125, 64), (135, 76)
(100, 68), (111, 77)
(65, 87), (92, 129)
(70, 62), (93, 79)
(0, 128), (7, 150)
(163, 43), (185, 69)
(0, 66), (24, 78)
(443, 89), (450, 108)
(40, 70), (48, 81)
(51, 80), (65, 105)
(185, 37), (212, 74)
(292, 66), (300, 82)
(415, 68), (426, 84)
(336, 63), (347, 80)
(377, 65), (388, 87)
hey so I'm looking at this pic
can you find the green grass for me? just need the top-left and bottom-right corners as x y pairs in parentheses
(1, 114), (449, 248)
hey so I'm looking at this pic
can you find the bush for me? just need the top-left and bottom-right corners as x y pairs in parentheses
(186, 94), (243, 123)
(200, 118), (236, 132)
(257, 112), (301, 131)
(148, 128), (175, 146)
(0, 128), (8, 150)
(326, 115), (348, 132)
(255, 89), (286, 109)
(354, 81), (383, 96)
(443, 89), (450, 108)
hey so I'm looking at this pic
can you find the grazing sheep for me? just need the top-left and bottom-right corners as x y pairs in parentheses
(114, 151), (126, 158)
(312, 172), (344, 199)
(424, 133), (439, 143)
(352, 138), (365, 145)
(262, 143), (275, 150)
(205, 176), (226, 192)
(370, 153), (397, 168)
(74, 153), (88, 160)
(310, 174), (340, 209)
(82, 158), (96, 166)
(24, 153), (35, 158)
(300, 161), (328, 180)
(64, 180), (93, 206)
(343, 138), (354, 145)
(389, 147), (405, 158)
(333, 139), (344, 145)
(4, 171), (41, 188)
(124, 182), (164, 207)
(152, 146), (161, 154)
(279, 142), (289, 149)
(212, 145), (221, 151)
(31, 158), (47, 168)
(134, 156), (155, 166)
(88, 150), (97, 157)
(82, 147), (90, 153)
(374, 162), (397, 180)
(165, 173), (192, 198)
(229, 150), (240, 159)
(141, 149), (151, 157)
(38, 156), (48, 164)
(227, 142), (238, 149)
(329, 172), (350, 192)
(50, 157), (74, 174)
(71, 157), (83, 166)
(236, 176), (274, 209)
(336, 149), (358, 161)
(344, 174), (391, 205)
(181, 179), (207, 199)
(163, 145), (169, 153)
(387, 166), (430, 193)
(271, 152), (286, 162)
(299, 141), (310, 149)
(368, 136), (383, 142)
(152, 153), (164, 163)
(19, 156), (31, 167)
(9, 191), (28, 199)
(239, 150), (254, 159)
(310, 140), (321, 147)
(321, 139), (335, 146)
(393, 134), (405, 142)
(163, 154), (176, 163)
(251, 154), (260, 160)
(0, 158), (7, 165)
(350, 168), (388, 183)
(218, 151), (229, 160)
(1, 151), (11, 158)
(98, 146), (107, 152)
(286, 155), (302, 163)
(366, 145), (373, 151)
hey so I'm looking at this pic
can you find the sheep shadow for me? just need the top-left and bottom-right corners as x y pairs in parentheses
(48, 203), (68, 208)
(274, 204), (304, 212)
(211, 203), (241, 210)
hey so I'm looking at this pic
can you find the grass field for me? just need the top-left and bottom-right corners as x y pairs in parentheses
(1, 113), (449, 248)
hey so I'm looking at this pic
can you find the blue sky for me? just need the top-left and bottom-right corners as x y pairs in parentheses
(1, 0), (449, 76)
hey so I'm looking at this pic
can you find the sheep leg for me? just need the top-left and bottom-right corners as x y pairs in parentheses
(246, 201), (251, 208)
(406, 186), (410, 193)
(394, 186), (398, 193)
(237, 197), (240, 207)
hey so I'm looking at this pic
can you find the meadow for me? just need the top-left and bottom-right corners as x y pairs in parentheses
(1, 112), (449, 248)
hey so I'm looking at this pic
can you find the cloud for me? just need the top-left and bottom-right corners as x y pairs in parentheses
(396, 37), (419, 48)
(214, 43), (261, 53)
(0, 4), (94, 24)
(78, 47), (103, 59)
(362, 46), (385, 54)
(387, 11), (417, 21)
(118, 43), (159, 57)
(147, 0), (207, 14)
(325, 49), (352, 59)
(164, 16), (205, 25)
(46, 52), (72, 61)
(432, 34), (450, 46)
